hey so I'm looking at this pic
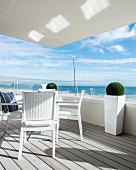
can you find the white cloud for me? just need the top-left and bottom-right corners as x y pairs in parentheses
(75, 70), (134, 84)
(99, 66), (117, 70)
(0, 35), (77, 81)
(91, 47), (104, 54)
(80, 23), (136, 48)
(0, 56), (68, 67)
(130, 69), (136, 72)
(107, 45), (126, 53)
(1, 32), (136, 83)
(0, 35), (75, 68)
(0, 35), (72, 60)
(77, 58), (136, 65)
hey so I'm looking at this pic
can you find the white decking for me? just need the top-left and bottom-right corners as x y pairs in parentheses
(0, 119), (136, 170)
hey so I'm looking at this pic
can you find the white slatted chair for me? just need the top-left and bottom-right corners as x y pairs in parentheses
(0, 99), (22, 132)
(37, 89), (60, 138)
(38, 89), (55, 92)
(18, 91), (57, 159)
(57, 90), (85, 141)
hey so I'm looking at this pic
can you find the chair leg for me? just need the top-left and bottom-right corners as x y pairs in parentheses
(56, 119), (60, 142)
(5, 119), (9, 132)
(27, 131), (33, 141)
(78, 116), (83, 141)
(18, 128), (24, 159)
(24, 131), (27, 143)
(52, 126), (55, 158)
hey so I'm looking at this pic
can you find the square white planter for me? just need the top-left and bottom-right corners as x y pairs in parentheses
(104, 95), (125, 135)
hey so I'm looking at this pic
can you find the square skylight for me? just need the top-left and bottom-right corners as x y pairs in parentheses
(80, 0), (110, 20)
(45, 15), (70, 33)
(28, 30), (44, 42)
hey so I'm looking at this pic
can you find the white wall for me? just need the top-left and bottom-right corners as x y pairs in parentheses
(81, 99), (104, 127)
(124, 102), (136, 136)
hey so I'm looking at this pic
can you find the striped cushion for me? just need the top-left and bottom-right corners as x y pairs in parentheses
(0, 92), (18, 113)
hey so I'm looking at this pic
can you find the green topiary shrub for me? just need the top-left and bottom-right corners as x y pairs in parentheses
(46, 83), (57, 90)
(106, 82), (124, 96)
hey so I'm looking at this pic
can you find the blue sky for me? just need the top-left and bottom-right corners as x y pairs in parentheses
(0, 23), (136, 85)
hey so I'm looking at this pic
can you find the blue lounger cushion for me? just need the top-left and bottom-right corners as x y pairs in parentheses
(0, 92), (18, 113)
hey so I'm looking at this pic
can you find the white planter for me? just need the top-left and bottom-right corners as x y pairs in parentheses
(104, 95), (125, 135)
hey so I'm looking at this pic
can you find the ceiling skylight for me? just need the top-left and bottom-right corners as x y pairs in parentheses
(80, 0), (110, 20)
(28, 30), (44, 42)
(45, 15), (70, 33)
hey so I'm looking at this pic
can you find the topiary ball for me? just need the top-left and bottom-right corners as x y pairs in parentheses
(46, 83), (57, 90)
(106, 82), (124, 96)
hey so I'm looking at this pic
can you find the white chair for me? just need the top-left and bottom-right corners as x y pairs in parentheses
(57, 90), (85, 141)
(18, 91), (57, 159)
(0, 99), (22, 132)
(38, 89), (55, 92)
(37, 89), (60, 139)
(41, 83), (47, 89)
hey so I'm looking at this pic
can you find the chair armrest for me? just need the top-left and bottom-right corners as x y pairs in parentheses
(58, 102), (79, 106)
(14, 95), (22, 102)
(1, 103), (22, 106)
(61, 99), (79, 103)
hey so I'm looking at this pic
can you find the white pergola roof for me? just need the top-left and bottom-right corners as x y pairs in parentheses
(0, 0), (136, 48)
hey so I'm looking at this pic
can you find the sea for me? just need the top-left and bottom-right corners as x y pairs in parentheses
(0, 83), (136, 101)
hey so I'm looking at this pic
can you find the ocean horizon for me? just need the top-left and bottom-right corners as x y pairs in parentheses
(0, 82), (136, 96)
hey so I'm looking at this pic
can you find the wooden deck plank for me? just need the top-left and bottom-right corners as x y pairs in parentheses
(54, 140), (115, 170)
(62, 120), (136, 150)
(0, 133), (22, 170)
(0, 124), (48, 170)
(59, 131), (136, 170)
(7, 135), (53, 170)
(57, 133), (132, 170)
(33, 140), (89, 170)
(11, 121), (100, 170)
(82, 121), (136, 141)
(27, 141), (74, 170)
(0, 147), (21, 170)
(82, 121), (136, 146)
(1, 119), (136, 170)
(60, 122), (136, 165)
(85, 126), (136, 150)
(40, 140), (101, 170)
(0, 162), (5, 170)
(3, 121), (84, 170)
(62, 121), (136, 157)
(60, 121), (136, 159)
(1, 122), (69, 170)
(85, 125), (136, 147)
(9, 121), (86, 170)
(12, 121), (105, 170)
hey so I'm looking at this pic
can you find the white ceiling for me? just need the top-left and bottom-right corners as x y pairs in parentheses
(0, 0), (136, 48)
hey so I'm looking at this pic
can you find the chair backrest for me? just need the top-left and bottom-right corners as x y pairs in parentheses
(22, 91), (56, 122)
(41, 84), (47, 89)
(38, 89), (58, 97)
(38, 89), (55, 92)
(79, 90), (85, 106)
